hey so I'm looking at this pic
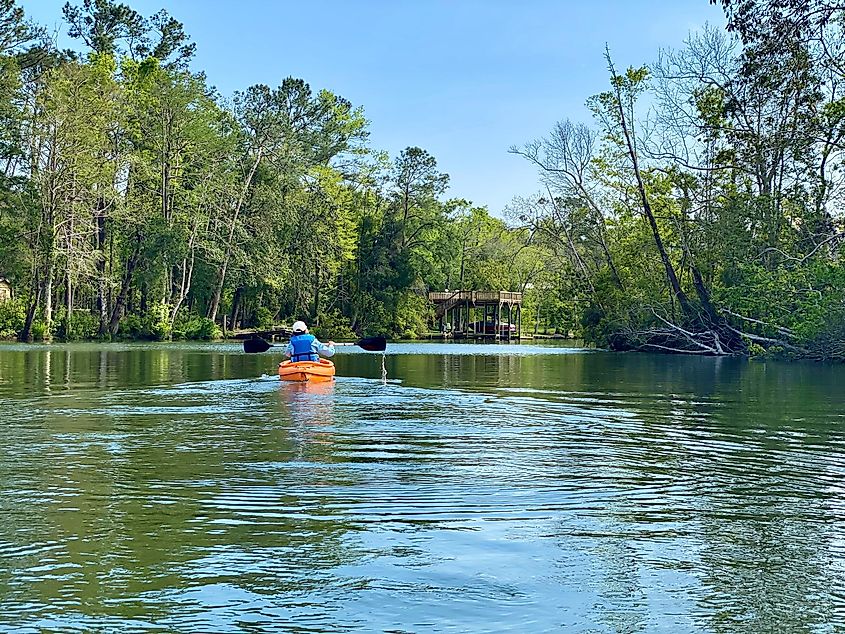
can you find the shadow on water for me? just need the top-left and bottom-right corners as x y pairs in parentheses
(0, 341), (844, 632)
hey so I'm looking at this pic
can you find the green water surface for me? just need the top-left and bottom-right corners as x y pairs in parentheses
(0, 342), (843, 633)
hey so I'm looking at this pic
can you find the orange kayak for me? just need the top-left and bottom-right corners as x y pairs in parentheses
(278, 359), (336, 382)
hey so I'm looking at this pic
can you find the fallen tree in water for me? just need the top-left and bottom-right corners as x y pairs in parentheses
(606, 307), (845, 361)
(512, 24), (844, 363)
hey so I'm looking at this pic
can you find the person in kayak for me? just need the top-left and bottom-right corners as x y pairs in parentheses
(284, 321), (335, 362)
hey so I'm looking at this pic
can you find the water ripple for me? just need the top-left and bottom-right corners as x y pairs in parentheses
(0, 344), (844, 632)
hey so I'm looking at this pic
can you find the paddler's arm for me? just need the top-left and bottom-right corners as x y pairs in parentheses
(314, 339), (336, 358)
(283, 341), (293, 358)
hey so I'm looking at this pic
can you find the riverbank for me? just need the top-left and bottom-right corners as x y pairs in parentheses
(3, 326), (841, 363)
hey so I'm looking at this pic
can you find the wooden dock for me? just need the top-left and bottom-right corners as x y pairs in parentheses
(428, 290), (523, 340)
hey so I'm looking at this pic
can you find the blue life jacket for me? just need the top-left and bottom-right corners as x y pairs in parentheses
(290, 333), (318, 362)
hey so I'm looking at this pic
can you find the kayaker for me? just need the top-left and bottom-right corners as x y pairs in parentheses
(284, 321), (335, 362)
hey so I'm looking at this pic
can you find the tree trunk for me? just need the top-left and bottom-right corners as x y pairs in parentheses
(207, 259), (228, 324)
(95, 198), (108, 336)
(41, 141), (57, 341)
(20, 274), (41, 342)
(109, 241), (142, 336)
(597, 222), (623, 289)
(207, 150), (263, 323)
(607, 52), (693, 317)
(169, 226), (197, 329)
(65, 262), (72, 337)
(43, 262), (53, 341)
(312, 262), (321, 320)
(229, 287), (243, 331)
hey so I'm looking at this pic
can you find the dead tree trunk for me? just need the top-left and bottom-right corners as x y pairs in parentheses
(606, 50), (693, 318)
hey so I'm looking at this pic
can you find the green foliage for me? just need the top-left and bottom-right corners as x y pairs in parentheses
(144, 303), (172, 341)
(312, 310), (356, 341)
(0, 1), (562, 346)
(713, 260), (845, 346)
(255, 307), (274, 331)
(391, 293), (430, 339)
(118, 314), (145, 339)
(62, 0), (194, 65)
(0, 299), (25, 339)
(120, 306), (222, 341)
(353, 294), (389, 337)
(747, 342), (767, 357)
(30, 320), (46, 342)
(3, 0), (840, 362)
(55, 309), (99, 341)
(173, 313), (220, 340)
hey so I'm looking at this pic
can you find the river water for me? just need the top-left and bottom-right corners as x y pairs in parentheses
(0, 342), (843, 633)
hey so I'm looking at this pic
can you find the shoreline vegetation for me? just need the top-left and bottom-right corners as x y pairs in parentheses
(0, 0), (842, 360)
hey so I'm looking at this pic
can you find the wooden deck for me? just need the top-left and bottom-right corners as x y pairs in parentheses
(428, 290), (523, 304)
(428, 290), (523, 339)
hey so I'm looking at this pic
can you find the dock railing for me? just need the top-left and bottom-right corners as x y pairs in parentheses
(428, 291), (523, 304)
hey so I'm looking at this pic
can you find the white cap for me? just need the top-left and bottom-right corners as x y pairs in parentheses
(292, 320), (308, 333)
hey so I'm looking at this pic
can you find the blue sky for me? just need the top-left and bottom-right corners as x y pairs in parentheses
(26, 0), (726, 215)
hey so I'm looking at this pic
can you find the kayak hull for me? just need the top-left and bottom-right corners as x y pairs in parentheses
(278, 359), (336, 382)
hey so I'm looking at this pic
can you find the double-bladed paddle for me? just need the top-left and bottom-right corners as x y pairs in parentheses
(243, 335), (387, 354)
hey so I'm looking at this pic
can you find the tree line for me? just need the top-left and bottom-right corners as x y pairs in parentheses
(511, 0), (844, 360)
(0, 0), (550, 343)
(0, 0), (842, 360)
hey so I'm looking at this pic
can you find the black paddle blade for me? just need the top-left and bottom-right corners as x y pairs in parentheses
(356, 336), (387, 352)
(243, 337), (273, 354)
